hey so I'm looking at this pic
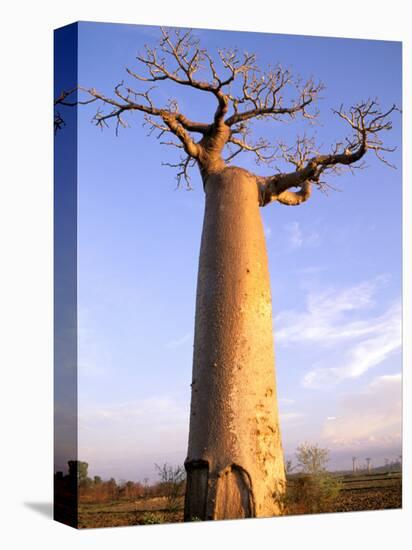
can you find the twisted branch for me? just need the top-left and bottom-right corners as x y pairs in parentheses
(259, 100), (399, 206)
(54, 29), (398, 194)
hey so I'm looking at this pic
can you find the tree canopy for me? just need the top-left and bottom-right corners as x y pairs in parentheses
(56, 27), (399, 206)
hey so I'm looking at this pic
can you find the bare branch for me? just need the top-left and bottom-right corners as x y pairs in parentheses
(54, 88), (99, 133)
(57, 29), (324, 181)
(276, 182), (312, 206)
(162, 155), (196, 190)
(54, 110), (65, 134)
(225, 70), (323, 126)
(225, 134), (277, 165)
(128, 27), (233, 126)
(260, 100), (399, 206)
(55, 29), (398, 194)
(76, 84), (203, 157)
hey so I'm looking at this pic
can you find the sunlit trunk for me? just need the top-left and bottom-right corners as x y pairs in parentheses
(184, 166), (285, 521)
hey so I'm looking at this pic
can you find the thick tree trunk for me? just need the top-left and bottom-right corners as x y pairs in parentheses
(184, 166), (285, 521)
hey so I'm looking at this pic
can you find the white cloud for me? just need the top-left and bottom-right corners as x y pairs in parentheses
(321, 373), (402, 451)
(78, 395), (189, 480)
(264, 223), (272, 240)
(280, 412), (305, 423)
(79, 396), (187, 429)
(287, 221), (303, 248)
(165, 332), (192, 349)
(77, 306), (112, 378)
(285, 221), (320, 249)
(295, 265), (326, 277)
(306, 231), (321, 248)
(276, 277), (389, 346)
(274, 276), (401, 387)
(302, 301), (401, 388)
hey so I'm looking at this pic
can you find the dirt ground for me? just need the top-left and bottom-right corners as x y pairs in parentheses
(78, 476), (402, 528)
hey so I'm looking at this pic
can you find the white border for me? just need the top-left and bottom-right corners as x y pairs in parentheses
(1, 1), (410, 548)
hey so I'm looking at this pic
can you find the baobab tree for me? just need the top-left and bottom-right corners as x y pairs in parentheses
(56, 27), (398, 521)
(352, 456), (358, 474)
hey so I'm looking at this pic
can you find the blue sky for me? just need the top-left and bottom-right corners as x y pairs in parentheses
(71, 22), (402, 481)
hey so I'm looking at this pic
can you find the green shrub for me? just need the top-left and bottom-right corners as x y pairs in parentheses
(285, 473), (342, 514)
(283, 442), (342, 515)
(140, 512), (164, 525)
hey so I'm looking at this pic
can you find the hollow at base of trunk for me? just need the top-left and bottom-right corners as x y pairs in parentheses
(184, 460), (283, 521)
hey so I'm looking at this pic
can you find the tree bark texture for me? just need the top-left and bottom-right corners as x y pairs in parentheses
(184, 166), (285, 521)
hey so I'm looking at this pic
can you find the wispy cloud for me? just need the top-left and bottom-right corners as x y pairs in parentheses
(276, 277), (386, 345)
(165, 332), (192, 349)
(295, 265), (326, 277)
(78, 395), (189, 480)
(321, 373), (402, 450)
(302, 301), (401, 388)
(264, 223), (272, 240)
(274, 276), (401, 387)
(80, 396), (187, 426)
(285, 221), (320, 249)
(280, 411), (305, 423)
(77, 306), (112, 378)
(286, 221), (303, 248)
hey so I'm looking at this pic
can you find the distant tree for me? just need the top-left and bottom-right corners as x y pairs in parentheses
(155, 463), (186, 513)
(94, 475), (102, 485)
(78, 461), (89, 483)
(285, 459), (295, 474)
(122, 480), (142, 499)
(143, 477), (150, 497)
(352, 456), (358, 473)
(67, 460), (91, 487)
(285, 443), (342, 515)
(107, 477), (118, 500)
(295, 442), (329, 475)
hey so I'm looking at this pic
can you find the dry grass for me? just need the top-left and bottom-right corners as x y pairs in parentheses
(78, 496), (184, 529)
(78, 474), (402, 528)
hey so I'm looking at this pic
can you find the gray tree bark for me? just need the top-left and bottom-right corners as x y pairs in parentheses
(184, 166), (286, 521)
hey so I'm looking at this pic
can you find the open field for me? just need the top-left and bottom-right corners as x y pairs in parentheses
(331, 472), (402, 513)
(78, 471), (401, 528)
(78, 496), (184, 528)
